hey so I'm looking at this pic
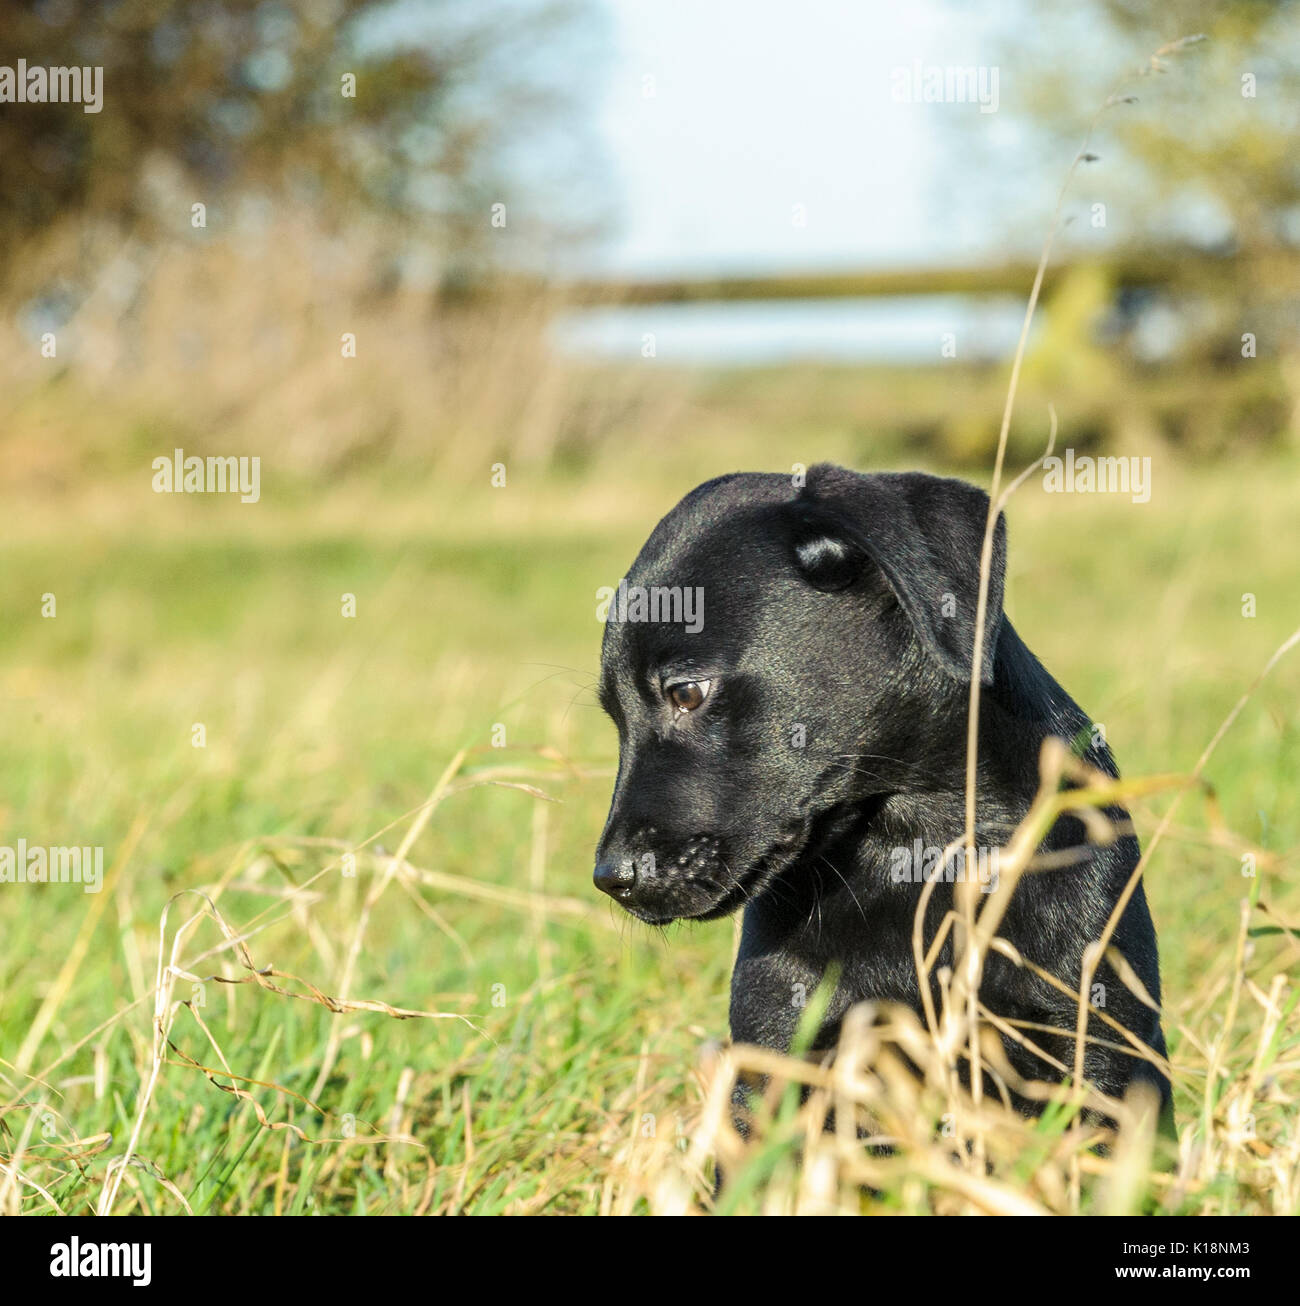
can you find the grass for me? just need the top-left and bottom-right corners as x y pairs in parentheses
(0, 411), (1297, 1214)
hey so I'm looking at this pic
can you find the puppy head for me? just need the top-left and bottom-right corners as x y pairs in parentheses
(593, 465), (1006, 924)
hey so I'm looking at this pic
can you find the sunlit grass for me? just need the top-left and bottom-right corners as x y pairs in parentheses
(0, 431), (1296, 1213)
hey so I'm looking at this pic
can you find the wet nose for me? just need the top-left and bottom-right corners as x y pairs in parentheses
(593, 859), (636, 901)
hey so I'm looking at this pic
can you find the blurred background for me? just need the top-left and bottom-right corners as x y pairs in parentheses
(1, 0), (1298, 1214)
(3, 0), (1298, 478)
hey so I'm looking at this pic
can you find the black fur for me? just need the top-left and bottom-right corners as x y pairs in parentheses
(593, 465), (1169, 1112)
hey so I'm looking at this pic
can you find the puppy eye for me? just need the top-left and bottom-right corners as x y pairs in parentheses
(667, 680), (711, 713)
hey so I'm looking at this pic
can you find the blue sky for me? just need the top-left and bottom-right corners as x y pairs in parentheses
(588, 0), (1027, 276)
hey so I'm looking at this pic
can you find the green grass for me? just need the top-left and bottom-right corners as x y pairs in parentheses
(1, 433), (1297, 1214)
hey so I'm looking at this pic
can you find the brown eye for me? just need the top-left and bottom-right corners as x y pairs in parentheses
(668, 679), (711, 712)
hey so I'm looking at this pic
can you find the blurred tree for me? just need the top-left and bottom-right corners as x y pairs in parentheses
(998, 1), (1300, 256)
(962, 0), (1300, 446)
(0, 0), (608, 284)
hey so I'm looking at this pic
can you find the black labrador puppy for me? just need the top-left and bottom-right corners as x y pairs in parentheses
(593, 464), (1169, 1113)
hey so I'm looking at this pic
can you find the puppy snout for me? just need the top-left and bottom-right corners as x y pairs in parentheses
(673, 833), (721, 870)
(593, 859), (635, 901)
(593, 825), (725, 913)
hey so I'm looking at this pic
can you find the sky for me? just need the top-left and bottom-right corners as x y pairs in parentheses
(587, 0), (1028, 277)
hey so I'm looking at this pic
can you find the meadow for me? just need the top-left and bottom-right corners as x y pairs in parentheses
(1, 368), (1297, 1215)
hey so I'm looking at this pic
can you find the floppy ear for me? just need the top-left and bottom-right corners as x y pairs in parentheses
(791, 465), (1007, 685)
(790, 530), (867, 593)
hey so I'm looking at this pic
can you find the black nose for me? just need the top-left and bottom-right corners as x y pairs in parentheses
(593, 859), (635, 900)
